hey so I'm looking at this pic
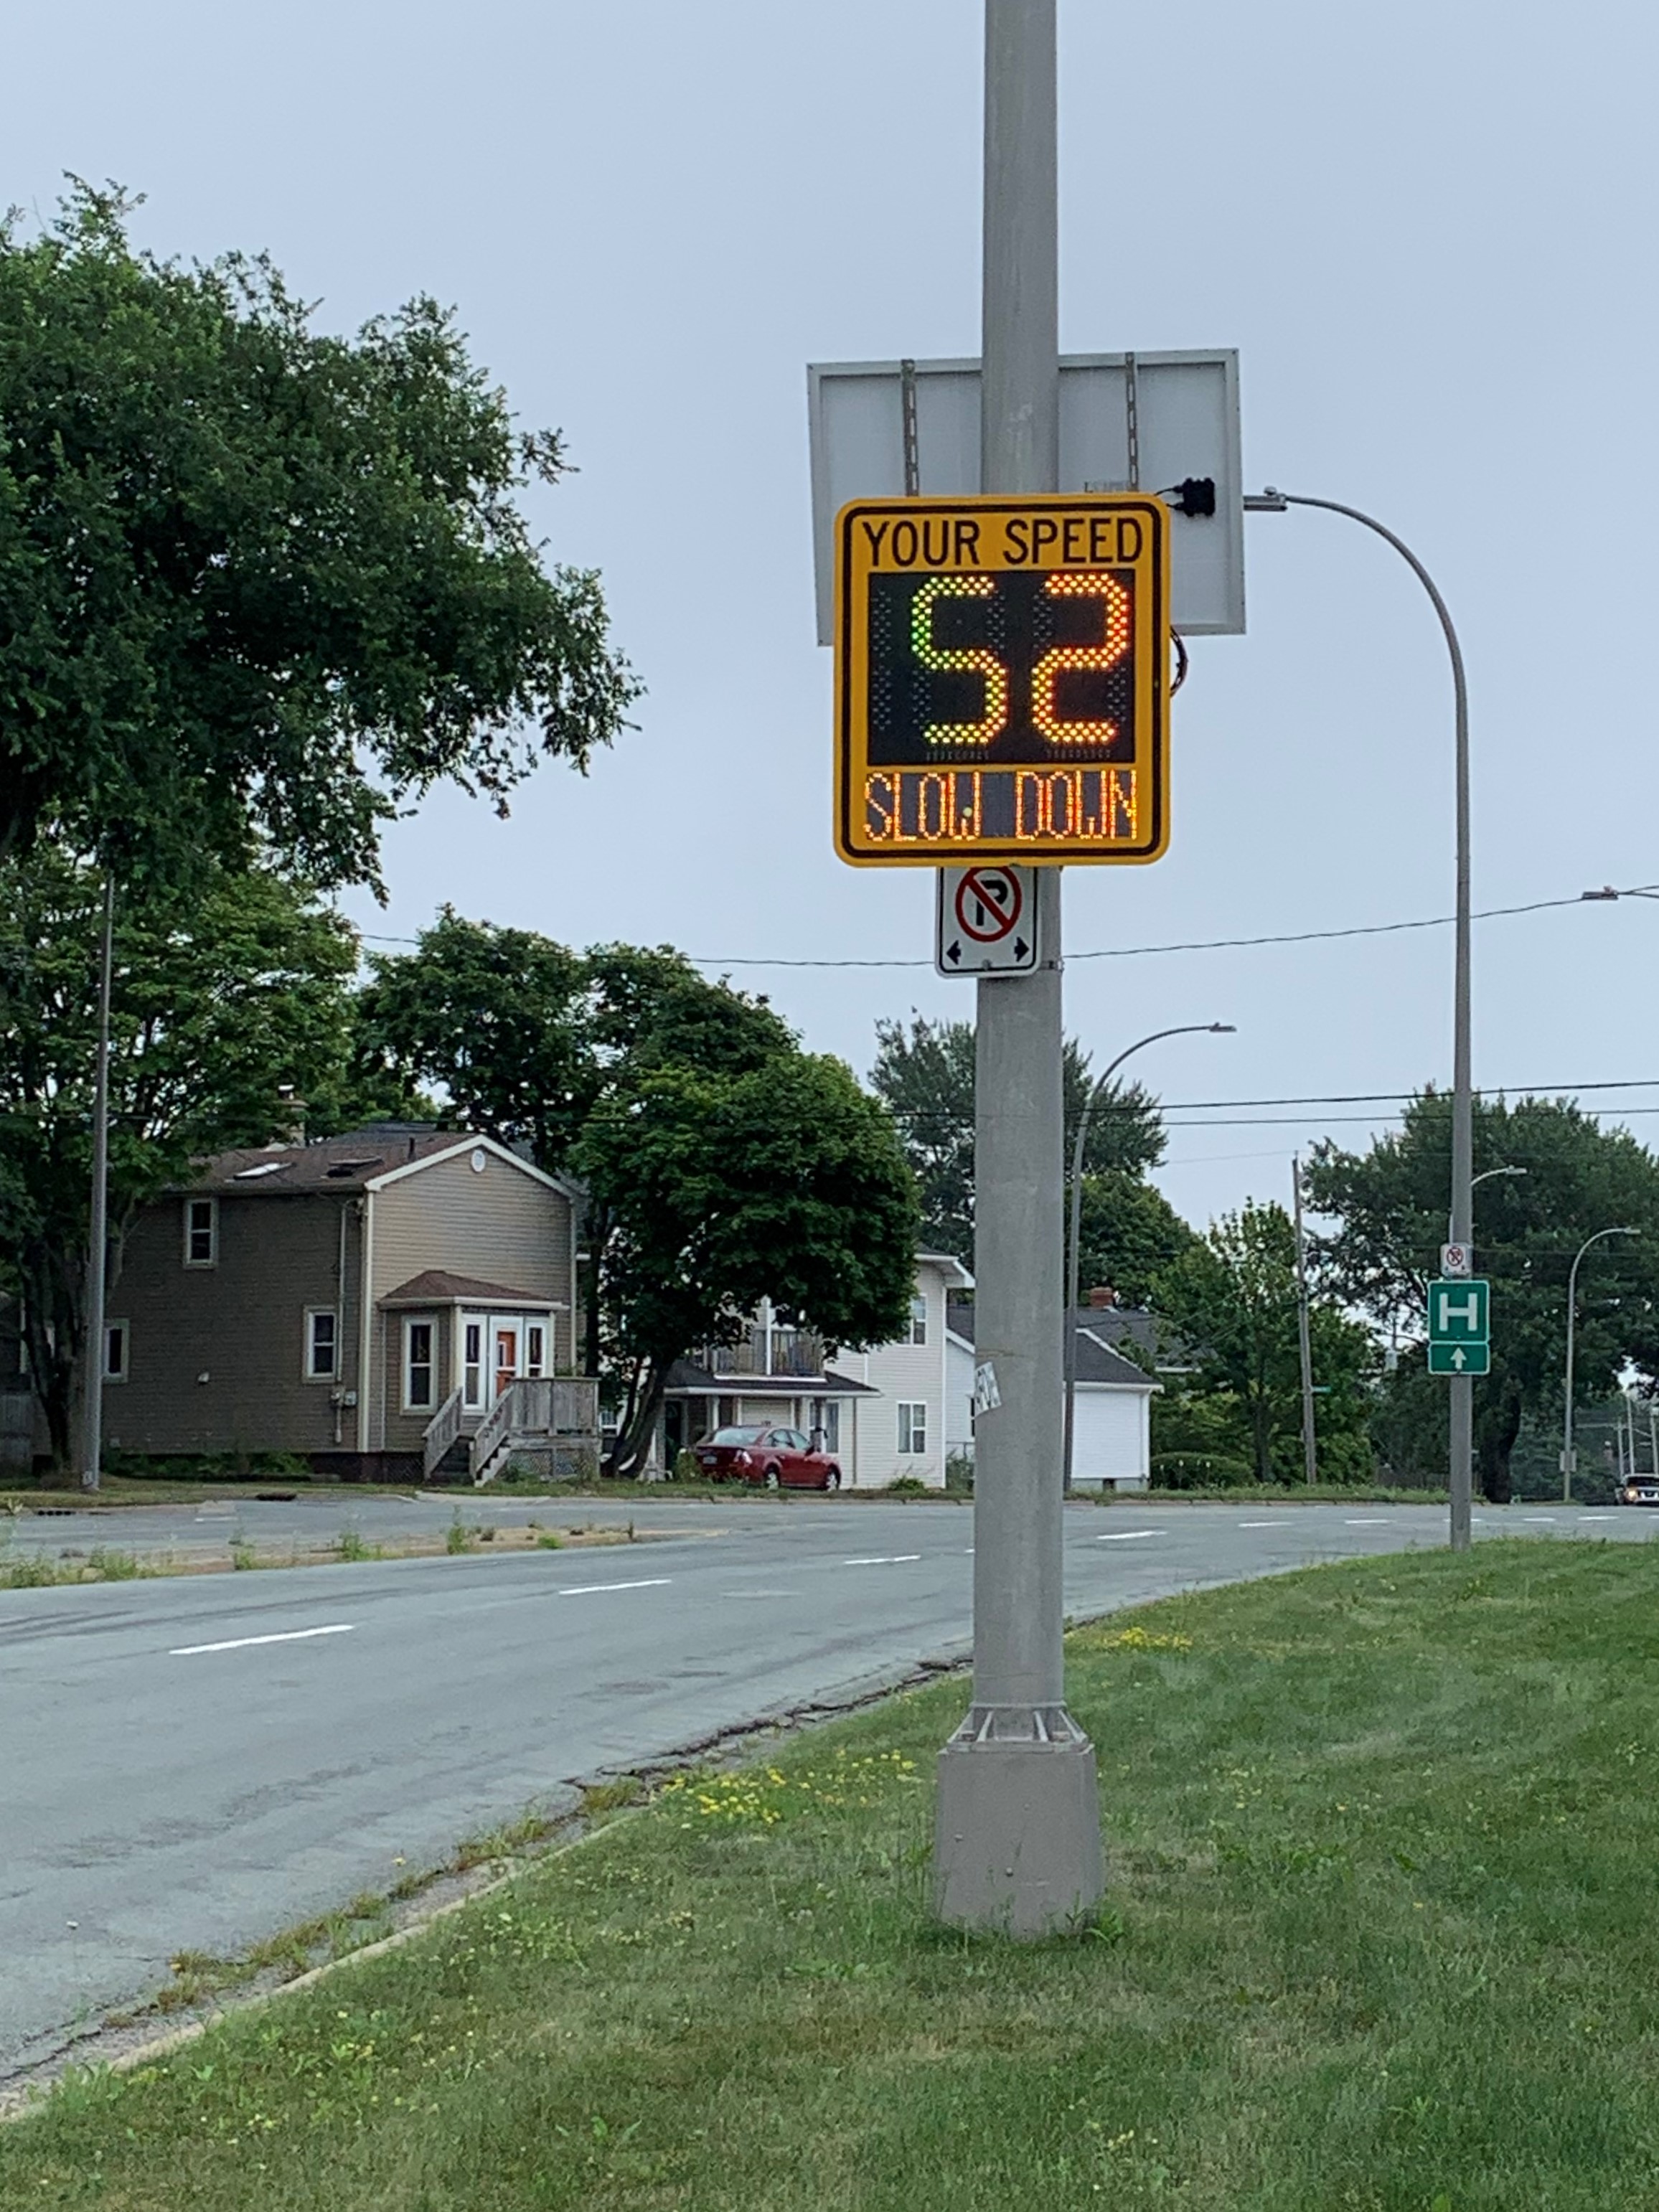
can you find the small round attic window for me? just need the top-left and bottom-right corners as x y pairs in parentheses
(470, 1147), (487, 1174)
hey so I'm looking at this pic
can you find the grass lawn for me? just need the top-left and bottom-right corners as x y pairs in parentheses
(9, 1540), (1659, 2210)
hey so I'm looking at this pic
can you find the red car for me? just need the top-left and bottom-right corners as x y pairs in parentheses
(695, 1423), (842, 1491)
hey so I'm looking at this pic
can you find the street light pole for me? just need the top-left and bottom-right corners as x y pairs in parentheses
(1248, 487), (1474, 1549)
(1062, 1023), (1233, 1494)
(1292, 1154), (1318, 1487)
(934, 0), (1101, 1937)
(1562, 1225), (1635, 1502)
(80, 872), (116, 1497)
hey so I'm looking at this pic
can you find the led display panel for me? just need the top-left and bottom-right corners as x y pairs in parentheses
(834, 494), (1170, 866)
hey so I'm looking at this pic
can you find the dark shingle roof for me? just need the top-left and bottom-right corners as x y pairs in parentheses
(380, 1271), (563, 1309)
(187, 1129), (467, 1194)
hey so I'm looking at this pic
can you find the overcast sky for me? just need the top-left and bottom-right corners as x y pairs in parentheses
(11, 0), (1655, 1231)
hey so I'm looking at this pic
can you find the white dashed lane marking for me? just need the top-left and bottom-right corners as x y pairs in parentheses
(1096, 1531), (1160, 1543)
(171, 1623), (354, 1657)
(841, 1556), (923, 1568)
(560, 1578), (672, 1596)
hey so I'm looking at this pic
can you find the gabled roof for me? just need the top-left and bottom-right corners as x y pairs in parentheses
(917, 1251), (974, 1289)
(182, 1129), (582, 1204)
(1073, 1323), (1161, 1392)
(380, 1271), (565, 1310)
(1071, 1305), (1193, 1372)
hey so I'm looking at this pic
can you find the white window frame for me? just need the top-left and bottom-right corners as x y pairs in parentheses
(402, 1315), (437, 1413)
(304, 1307), (338, 1383)
(182, 1196), (218, 1268)
(525, 1319), (547, 1378)
(898, 1401), (927, 1454)
(103, 1319), (128, 1383)
(910, 1294), (928, 1345)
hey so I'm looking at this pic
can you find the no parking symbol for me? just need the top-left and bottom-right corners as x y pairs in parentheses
(935, 866), (1041, 976)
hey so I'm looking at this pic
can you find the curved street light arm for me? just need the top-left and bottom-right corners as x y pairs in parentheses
(1062, 1022), (1234, 1495)
(1563, 1225), (1638, 1503)
(1254, 487), (1475, 1548)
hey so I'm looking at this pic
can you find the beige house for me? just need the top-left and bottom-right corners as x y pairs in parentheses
(103, 1126), (588, 1481)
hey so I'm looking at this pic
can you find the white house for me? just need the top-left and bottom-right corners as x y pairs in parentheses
(835, 1253), (974, 1489)
(1069, 1310), (1160, 1492)
(658, 1253), (974, 1489)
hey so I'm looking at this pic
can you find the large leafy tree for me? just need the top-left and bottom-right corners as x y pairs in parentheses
(869, 1013), (1165, 1264)
(578, 1057), (919, 1477)
(1152, 1200), (1376, 1486)
(357, 917), (918, 1472)
(1305, 1093), (1659, 1502)
(0, 184), (637, 892)
(0, 847), (367, 1464)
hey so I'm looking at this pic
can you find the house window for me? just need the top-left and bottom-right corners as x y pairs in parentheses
(910, 1294), (928, 1345)
(183, 1197), (217, 1267)
(305, 1309), (337, 1380)
(898, 1401), (927, 1454)
(526, 1322), (546, 1378)
(103, 1321), (128, 1383)
(403, 1318), (435, 1411)
(461, 1319), (484, 1411)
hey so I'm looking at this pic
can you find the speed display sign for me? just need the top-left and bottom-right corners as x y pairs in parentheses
(833, 492), (1170, 867)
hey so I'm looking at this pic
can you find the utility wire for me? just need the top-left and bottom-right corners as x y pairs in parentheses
(353, 882), (1656, 970)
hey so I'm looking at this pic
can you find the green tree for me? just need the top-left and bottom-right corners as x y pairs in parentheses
(1152, 1200), (1376, 1486)
(0, 847), (362, 1464)
(1074, 1171), (1195, 1309)
(1305, 1093), (1659, 1502)
(355, 916), (915, 1473)
(0, 184), (638, 891)
(578, 1056), (919, 1477)
(869, 1013), (1165, 1263)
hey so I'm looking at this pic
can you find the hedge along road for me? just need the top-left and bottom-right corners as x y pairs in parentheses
(1, 1499), (1649, 2078)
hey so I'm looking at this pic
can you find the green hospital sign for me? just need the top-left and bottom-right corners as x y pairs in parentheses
(1427, 1278), (1490, 1375)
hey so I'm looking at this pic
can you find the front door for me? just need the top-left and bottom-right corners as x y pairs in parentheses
(493, 1324), (520, 1398)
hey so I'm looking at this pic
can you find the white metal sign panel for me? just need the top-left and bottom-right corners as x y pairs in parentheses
(1440, 1242), (1472, 1278)
(936, 865), (1040, 976)
(808, 350), (1244, 644)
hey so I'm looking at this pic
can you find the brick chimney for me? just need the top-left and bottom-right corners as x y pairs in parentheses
(1086, 1285), (1117, 1309)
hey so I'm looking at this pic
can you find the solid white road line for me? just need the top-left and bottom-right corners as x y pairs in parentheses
(1096, 1530), (1160, 1543)
(170, 1623), (354, 1657)
(560, 1578), (672, 1596)
(842, 1555), (923, 1567)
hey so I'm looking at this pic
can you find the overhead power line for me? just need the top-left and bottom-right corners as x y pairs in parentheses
(354, 881), (1657, 971)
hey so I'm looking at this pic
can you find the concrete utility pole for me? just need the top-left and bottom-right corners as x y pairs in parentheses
(1247, 488), (1474, 1548)
(1562, 1225), (1635, 1502)
(934, 0), (1103, 1936)
(1292, 1156), (1318, 1486)
(80, 873), (116, 1495)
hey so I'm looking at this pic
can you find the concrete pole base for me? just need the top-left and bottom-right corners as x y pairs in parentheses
(933, 1705), (1104, 1936)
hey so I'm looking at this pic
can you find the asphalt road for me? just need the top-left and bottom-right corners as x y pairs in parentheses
(4, 1498), (1653, 2077)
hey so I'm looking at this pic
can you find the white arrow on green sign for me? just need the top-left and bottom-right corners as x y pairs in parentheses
(1427, 1277), (1490, 1375)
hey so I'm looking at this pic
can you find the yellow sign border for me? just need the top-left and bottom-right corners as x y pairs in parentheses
(833, 493), (1170, 867)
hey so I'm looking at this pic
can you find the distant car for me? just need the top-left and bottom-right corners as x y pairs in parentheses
(694, 1423), (841, 1491)
(1620, 1477), (1659, 1506)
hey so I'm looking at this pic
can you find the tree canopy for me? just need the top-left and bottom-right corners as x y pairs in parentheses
(357, 915), (919, 1474)
(0, 184), (638, 891)
(0, 846), (368, 1463)
(1152, 1200), (1376, 1487)
(869, 1012), (1165, 1266)
(1305, 1093), (1659, 1500)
